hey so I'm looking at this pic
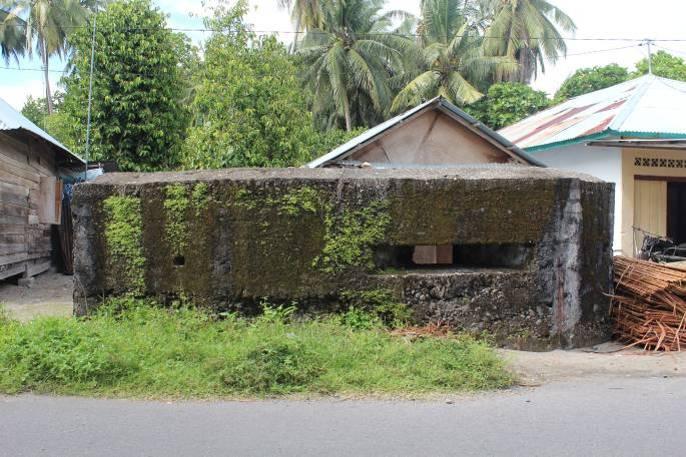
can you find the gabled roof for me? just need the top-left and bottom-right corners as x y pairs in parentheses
(0, 95), (84, 166)
(499, 75), (686, 152)
(307, 97), (543, 168)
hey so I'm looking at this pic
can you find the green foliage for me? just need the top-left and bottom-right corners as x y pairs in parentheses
(466, 82), (549, 129)
(482, 0), (576, 83)
(0, 301), (512, 397)
(103, 196), (145, 294)
(21, 95), (49, 128)
(182, 2), (319, 169)
(554, 64), (630, 102)
(316, 200), (390, 273)
(340, 289), (411, 328)
(633, 50), (686, 81)
(297, 0), (413, 129)
(163, 184), (190, 256)
(0, 317), (133, 392)
(61, 0), (191, 171)
(393, 0), (512, 111)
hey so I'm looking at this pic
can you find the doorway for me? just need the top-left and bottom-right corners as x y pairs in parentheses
(667, 182), (686, 244)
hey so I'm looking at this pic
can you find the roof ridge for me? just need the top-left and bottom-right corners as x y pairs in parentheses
(608, 74), (654, 132)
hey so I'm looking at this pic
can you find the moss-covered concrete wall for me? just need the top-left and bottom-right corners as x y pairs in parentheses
(72, 167), (614, 349)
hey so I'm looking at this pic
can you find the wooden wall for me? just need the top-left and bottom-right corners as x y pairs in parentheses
(348, 111), (512, 165)
(0, 131), (59, 281)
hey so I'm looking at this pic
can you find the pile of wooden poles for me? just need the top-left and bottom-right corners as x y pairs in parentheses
(612, 256), (686, 351)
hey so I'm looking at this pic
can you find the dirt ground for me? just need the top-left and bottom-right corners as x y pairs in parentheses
(501, 342), (686, 384)
(1, 272), (685, 384)
(0, 271), (73, 321)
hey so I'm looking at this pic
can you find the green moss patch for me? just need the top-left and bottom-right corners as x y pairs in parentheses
(103, 195), (145, 294)
(316, 200), (390, 273)
(163, 184), (191, 256)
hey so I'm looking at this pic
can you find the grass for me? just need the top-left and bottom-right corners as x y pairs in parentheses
(0, 300), (513, 398)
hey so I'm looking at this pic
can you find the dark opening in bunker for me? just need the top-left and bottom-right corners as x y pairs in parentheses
(374, 243), (533, 271)
(173, 256), (186, 267)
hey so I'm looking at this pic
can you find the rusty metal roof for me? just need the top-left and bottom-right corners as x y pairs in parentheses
(499, 75), (686, 152)
(307, 97), (544, 168)
(0, 95), (83, 165)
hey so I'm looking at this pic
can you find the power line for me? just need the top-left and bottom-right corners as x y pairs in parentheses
(564, 44), (642, 57)
(7, 20), (686, 42)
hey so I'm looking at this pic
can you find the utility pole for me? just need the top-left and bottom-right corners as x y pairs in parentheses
(644, 38), (654, 75)
(84, 13), (97, 180)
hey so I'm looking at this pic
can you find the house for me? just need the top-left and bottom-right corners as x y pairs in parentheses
(0, 96), (84, 282)
(307, 96), (543, 168)
(499, 74), (686, 256)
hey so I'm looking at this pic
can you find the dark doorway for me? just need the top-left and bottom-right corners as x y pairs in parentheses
(667, 182), (686, 244)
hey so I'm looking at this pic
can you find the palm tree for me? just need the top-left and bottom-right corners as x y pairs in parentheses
(297, 0), (413, 131)
(0, 8), (26, 64)
(482, 0), (576, 83)
(277, 0), (325, 32)
(3, 0), (92, 113)
(392, 0), (517, 113)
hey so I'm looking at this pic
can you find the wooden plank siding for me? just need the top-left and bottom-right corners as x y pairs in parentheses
(0, 130), (60, 279)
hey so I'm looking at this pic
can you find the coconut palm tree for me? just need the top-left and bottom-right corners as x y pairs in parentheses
(392, 0), (517, 112)
(0, 8), (25, 64)
(3, 0), (92, 113)
(482, 0), (576, 83)
(297, 0), (413, 131)
(277, 0), (324, 32)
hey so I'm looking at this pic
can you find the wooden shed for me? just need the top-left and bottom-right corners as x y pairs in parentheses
(307, 97), (543, 168)
(0, 96), (83, 281)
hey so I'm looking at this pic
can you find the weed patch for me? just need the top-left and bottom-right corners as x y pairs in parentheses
(0, 301), (512, 398)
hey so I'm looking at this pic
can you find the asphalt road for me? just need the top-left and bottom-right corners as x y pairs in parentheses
(2, 376), (685, 457)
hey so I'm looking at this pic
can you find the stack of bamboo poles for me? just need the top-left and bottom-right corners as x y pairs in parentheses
(612, 256), (686, 351)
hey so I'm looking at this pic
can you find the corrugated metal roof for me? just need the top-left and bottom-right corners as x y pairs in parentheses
(499, 75), (686, 152)
(307, 96), (544, 168)
(0, 95), (84, 165)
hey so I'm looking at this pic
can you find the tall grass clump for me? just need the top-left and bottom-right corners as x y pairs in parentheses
(0, 300), (512, 398)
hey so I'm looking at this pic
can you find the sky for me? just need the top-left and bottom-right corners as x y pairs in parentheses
(2, 0), (686, 110)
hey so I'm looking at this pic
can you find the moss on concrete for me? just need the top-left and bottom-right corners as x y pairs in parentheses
(191, 183), (211, 216)
(163, 184), (191, 256)
(103, 195), (145, 294)
(316, 200), (390, 273)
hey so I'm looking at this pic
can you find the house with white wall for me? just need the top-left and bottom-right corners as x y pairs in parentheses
(499, 75), (686, 256)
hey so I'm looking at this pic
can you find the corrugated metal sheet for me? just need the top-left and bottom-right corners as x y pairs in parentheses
(0, 95), (83, 164)
(307, 96), (543, 168)
(499, 75), (686, 152)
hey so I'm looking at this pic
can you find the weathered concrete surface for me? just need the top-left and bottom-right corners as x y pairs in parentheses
(72, 167), (614, 349)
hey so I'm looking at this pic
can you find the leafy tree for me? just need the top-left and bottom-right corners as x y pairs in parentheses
(297, 0), (413, 130)
(633, 50), (686, 81)
(60, 0), (190, 171)
(465, 82), (548, 130)
(182, 1), (346, 169)
(554, 64), (630, 102)
(20, 92), (63, 129)
(483, 0), (576, 83)
(3, 0), (98, 113)
(392, 0), (516, 112)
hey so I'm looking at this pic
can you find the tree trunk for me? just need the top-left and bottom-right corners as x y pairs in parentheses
(343, 95), (352, 132)
(43, 39), (53, 115)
